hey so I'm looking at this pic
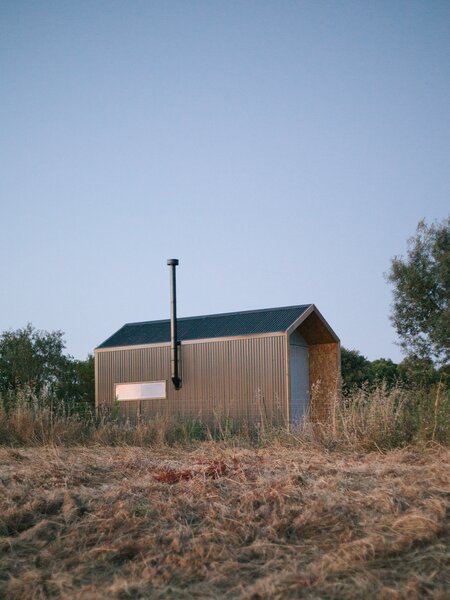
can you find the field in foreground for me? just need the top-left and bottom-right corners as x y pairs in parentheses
(0, 444), (449, 599)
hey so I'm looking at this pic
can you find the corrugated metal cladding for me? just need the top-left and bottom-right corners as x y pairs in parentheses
(96, 335), (287, 425)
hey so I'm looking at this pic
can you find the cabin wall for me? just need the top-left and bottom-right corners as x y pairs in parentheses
(95, 334), (288, 426)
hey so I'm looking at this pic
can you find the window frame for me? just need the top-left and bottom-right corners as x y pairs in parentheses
(114, 380), (167, 401)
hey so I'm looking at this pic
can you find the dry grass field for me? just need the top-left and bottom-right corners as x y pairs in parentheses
(0, 443), (449, 599)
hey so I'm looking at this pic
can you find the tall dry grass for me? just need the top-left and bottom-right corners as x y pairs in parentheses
(0, 444), (448, 599)
(0, 382), (448, 449)
(316, 381), (449, 450)
(1, 386), (449, 599)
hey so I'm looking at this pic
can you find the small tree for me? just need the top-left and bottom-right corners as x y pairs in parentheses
(341, 347), (373, 392)
(387, 217), (449, 366)
(371, 358), (399, 387)
(397, 355), (440, 389)
(59, 354), (95, 411)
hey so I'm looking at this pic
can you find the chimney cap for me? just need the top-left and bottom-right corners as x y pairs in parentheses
(167, 258), (179, 266)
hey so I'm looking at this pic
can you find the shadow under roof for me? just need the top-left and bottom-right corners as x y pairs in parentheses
(97, 304), (312, 349)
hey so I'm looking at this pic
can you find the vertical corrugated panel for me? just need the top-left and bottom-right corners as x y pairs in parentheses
(96, 335), (287, 425)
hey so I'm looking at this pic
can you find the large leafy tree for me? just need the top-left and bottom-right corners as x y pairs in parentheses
(387, 217), (449, 366)
(0, 324), (68, 396)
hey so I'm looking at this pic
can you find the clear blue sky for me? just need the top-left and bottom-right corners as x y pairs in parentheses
(1, 1), (449, 361)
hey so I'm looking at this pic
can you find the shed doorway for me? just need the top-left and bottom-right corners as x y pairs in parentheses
(289, 331), (309, 423)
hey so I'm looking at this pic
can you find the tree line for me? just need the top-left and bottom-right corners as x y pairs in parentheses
(341, 348), (448, 393)
(0, 324), (94, 413)
(0, 216), (448, 410)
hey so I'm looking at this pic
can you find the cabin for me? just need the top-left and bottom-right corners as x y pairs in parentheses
(95, 304), (340, 425)
(95, 261), (340, 426)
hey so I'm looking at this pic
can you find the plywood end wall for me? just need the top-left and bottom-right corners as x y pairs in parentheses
(296, 310), (341, 422)
(308, 342), (340, 421)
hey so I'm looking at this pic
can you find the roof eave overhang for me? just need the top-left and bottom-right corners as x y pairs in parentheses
(285, 304), (340, 342)
(94, 330), (287, 353)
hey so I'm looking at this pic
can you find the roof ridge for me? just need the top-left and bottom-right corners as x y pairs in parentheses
(123, 302), (312, 327)
(123, 304), (312, 327)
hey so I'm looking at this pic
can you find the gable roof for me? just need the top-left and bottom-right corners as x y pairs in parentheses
(97, 304), (313, 349)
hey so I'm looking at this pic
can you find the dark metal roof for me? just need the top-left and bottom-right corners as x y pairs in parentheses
(97, 305), (312, 349)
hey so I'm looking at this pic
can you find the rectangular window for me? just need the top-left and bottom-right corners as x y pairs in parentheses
(115, 381), (166, 401)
